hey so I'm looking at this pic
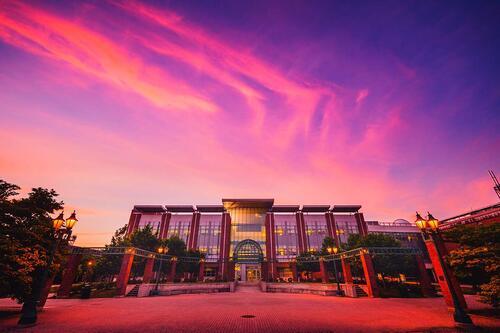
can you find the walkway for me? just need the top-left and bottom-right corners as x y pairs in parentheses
(0, 294), (497, 332)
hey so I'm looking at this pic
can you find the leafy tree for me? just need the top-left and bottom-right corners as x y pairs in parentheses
(344, 233), (416, 283)
(320, 236), (337, 255)
(93, 225), (129, 282)
(444, 223), (500, 306)
(296, 251), (320, 277)
(0, 179), (64, 323)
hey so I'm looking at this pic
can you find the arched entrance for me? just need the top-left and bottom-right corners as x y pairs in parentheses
(233, 239), (263, 282)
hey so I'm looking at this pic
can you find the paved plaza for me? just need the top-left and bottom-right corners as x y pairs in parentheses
(0, 287), (498, 333)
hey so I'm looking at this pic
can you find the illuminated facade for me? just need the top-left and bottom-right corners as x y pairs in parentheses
(126, 199), (420, 282)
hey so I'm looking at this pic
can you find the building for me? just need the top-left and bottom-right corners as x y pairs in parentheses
(126, 198), (422, 282)
(439, 202), (500, 231)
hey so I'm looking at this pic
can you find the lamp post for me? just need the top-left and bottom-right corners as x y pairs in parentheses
(327, 247), (344, 296)
(415, 212), (472, 325)
(18, 211), (78, 325)
(153, 245), (168, 295)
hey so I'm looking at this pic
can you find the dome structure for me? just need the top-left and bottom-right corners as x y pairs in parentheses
(393, 218), (411, 225)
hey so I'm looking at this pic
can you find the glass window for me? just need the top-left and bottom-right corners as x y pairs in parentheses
(166, 213), (192, 244)
(334, 214), (359, 244)
(197, 214), (222, 262)
(228, 207), (267, 257)
(304, 214), (328, 252)
(274, 214), (298, 261)
(137, 213), (162, 235)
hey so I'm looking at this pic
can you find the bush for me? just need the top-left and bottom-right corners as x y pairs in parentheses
(478, 276), (499, 308)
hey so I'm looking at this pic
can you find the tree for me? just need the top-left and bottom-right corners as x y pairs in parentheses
(444, 223), (500, 306)
(320, 236), (337, 255)
(0, 179), (64, 324)
(296, 251), (320, 279)
(344, 233), (416, 283)
(93, 225), (129, 282)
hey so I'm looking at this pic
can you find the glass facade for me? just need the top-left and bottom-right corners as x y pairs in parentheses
(274, 214), (298, 261)
(137, 213), (161, 235)
(304, 214), (328, 252)
(197, 214), (222, 262)
(166, 214), (192, 244)
(228, 207), (267, 257)
(334, 214), (358, 244)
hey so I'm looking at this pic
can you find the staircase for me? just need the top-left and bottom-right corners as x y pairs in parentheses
(126, 284), (140, 297)
(236, 281), (261, 293)
(354, 285), (368, 297)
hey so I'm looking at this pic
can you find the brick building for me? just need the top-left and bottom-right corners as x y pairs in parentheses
(126, 198), (424, 282)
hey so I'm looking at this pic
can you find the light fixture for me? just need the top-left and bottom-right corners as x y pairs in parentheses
(415, 212), (427, 230)
(53, 212), (65, 230)
(427, 212), (439, 230)
(65, 211), (78, 230)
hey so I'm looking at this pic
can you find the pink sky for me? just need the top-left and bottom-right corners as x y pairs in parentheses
(1, 0), (499, 246)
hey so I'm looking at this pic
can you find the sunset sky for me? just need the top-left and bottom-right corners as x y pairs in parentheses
(1, 0), (499, 246)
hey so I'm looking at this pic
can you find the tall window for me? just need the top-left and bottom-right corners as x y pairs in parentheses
(334, 214), (358, 244)
(137, 214), (162, 235)
(166, 214), (192, 244)
(274, 214), (298, 261)
(304, 214), (328, 252)
(228, 207), (267, 257)
(197, 214), (222, 262)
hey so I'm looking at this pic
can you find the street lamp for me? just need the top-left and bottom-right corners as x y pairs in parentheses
(327, 247), (343, 296)
(415, 212), (472, 325)
(19, 210), (78, 325)
(153, 245), (168, 295)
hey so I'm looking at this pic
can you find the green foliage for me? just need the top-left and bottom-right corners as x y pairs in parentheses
(478, 276), (499, 308)
(344, 234), (416, 280)
(320, 236), (337, 255)
(296, 251), (320, 273)
(0, 179), (64, 302)
(93, 225), (129, 282)
(345, 233), (401, 249)
(444, 223), (500, 306)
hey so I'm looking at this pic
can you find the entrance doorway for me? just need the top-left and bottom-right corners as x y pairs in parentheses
(233, 239), (264, 282)
(236, 264), (261, 282)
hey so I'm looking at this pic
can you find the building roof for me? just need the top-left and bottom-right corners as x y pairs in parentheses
(331, 205), (362, 213)
(271, 205), (300, 213)
(133, 205), (166, 213)
(222, 198), (274, 209)
(196, 205), (225, 213)
(301, 205), (330, 213)
(439, 202), (500, 230)
(165, 205), (195, 213)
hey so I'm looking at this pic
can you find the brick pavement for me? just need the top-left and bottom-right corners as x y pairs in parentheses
(0, 291), (498, 332)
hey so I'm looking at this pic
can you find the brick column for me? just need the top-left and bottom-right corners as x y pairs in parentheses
(227, 260), (235, 281)
(142, 257), (155, 284)
(168, 258), (178, 282)
(424, 238), (467, 309)
(116, 249), (135, 296)
(319, 258), (328, 284)
(354, 212), (368, 236)
(57, 253), (83, 297)
(290, 261), (298, 282)
(326, 213), (340, 247)
(261, 260), (269, 281)
(198, 260), (205, 282)
(159, 212), (171, 239)
(187, 212), (201, 250)
(341, 257), (353, 283)
(265, 212), (278, 280)
(218, 212), (231, 280)
(360, 251), (380, 297)
(295, 211), (307, 253)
